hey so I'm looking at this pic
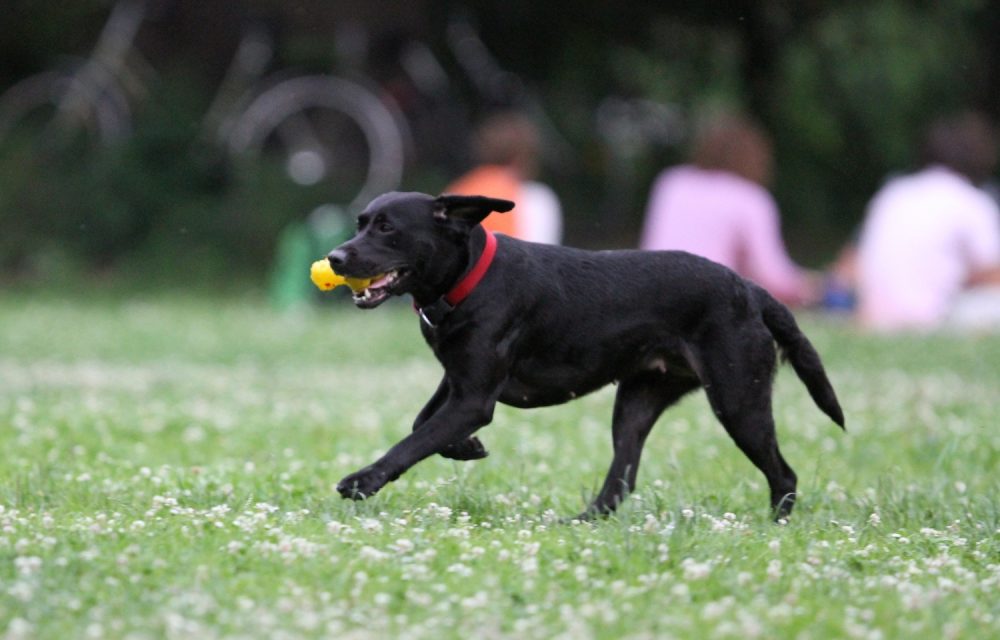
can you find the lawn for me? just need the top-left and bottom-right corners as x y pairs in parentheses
(1, 292), (999, 639)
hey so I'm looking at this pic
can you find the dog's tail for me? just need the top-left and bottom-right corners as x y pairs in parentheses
(757, 287), (845, 429)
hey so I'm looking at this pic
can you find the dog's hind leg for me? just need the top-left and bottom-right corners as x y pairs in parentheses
(698, 334), (798, 520)
(413, 377), (488, 461)
(580, 373), (699, 519)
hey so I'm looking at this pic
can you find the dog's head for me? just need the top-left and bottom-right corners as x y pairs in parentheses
(327, 192), (514, 308)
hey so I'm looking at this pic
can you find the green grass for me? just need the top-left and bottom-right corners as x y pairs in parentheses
(1, 292), (999, 638)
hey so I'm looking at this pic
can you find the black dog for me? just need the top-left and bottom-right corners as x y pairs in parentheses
(328, 192), (844, 519)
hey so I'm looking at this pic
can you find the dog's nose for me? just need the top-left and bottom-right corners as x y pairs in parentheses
(327, 248), (348, 268)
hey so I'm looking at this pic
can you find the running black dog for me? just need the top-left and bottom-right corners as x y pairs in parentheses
(328, 192), (844, 519)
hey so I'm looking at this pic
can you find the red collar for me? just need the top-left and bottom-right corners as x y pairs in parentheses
(445, 228), (497, 305)
(417, 229), (497, 328)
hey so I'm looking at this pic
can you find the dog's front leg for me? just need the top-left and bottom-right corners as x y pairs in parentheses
(413, 377), (488, 461)
(337, 368), (504, 500)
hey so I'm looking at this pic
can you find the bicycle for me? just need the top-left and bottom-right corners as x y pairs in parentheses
(0, 0), (407, 213)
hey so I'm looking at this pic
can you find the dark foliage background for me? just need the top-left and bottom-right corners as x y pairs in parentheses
(1, 0), (997, 285)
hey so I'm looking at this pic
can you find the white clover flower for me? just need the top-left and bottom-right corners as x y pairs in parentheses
(520, 557), (538, 575)
(643, 514), (659, 532)
(869, 512), (882, 527)
(359, 546), (387, 561)
(406, 589), (433, 607)
(14, 556), (42, 576)
(7, 581), (34, 602)
(5, 617), (33, 639)
(326, 520), (348, 535)
(359, 518), (383, 534)
(657, 543), (670, 562)
(461, 591), (488, 609)
(702, 597), (732, 620)
(681, 558), (711, 580)
(670, 583), (691, 600)
(392, 538), (414, 554)
(767, 560), (783, 581)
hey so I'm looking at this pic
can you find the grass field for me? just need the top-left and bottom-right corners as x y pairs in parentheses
(1, 292), (999, 639)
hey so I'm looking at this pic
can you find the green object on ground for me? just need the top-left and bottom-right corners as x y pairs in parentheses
(268, 204), (352, 310)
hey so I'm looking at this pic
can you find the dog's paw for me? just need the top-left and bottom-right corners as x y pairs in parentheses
(439, 436), (489, 461)
(566, 508), (604, 524)
(336, 465), (390, 500)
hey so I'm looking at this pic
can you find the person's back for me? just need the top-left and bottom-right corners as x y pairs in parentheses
(445, 111), (562, 244)
(857, 167), (1000, 330)
(640, 113), (811, 306)
(856, 112), (1000, 331)
(643, 165), (777, 268)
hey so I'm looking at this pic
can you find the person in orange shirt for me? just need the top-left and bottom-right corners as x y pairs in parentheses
(445, 111), (562, 244)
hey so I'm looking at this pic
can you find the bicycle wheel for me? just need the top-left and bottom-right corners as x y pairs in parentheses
(0, 64), (133, 269)
(0, 64), (132, 154)
(226, 75), (408, 212)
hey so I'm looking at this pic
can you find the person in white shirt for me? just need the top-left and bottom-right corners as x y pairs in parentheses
(857, 112), (1000, 331)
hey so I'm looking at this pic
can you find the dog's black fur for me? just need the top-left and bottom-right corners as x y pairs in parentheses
(328, 192), (844, 519)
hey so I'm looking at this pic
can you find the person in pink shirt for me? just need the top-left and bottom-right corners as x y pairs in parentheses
(640, 113), (815, 306)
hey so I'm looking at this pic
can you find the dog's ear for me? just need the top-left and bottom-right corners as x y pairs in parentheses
(433, 194), (515, 226)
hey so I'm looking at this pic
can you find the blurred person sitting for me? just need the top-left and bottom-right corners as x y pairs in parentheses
(445, 110), (562, 244)
(640, 112), (816, 306)
(856, 111), (1000, 332)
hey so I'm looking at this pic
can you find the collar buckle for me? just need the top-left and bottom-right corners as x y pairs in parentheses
(415, 229), (497, 329)
(417, 298), (454, 328)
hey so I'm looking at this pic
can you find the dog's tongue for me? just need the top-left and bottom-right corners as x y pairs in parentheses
(367, 273), (391, 289)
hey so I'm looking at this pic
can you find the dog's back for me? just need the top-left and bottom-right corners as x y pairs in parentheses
(479, 237), (843, 426)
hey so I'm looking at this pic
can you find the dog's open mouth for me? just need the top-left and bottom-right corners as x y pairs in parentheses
(352, 269), (409, 309)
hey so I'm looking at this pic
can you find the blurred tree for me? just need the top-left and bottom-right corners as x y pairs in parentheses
(0, 0), (997, 281)
(770, 0), (993, 258)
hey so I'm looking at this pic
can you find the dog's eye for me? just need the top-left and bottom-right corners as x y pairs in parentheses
(377, 221), (395, 234)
